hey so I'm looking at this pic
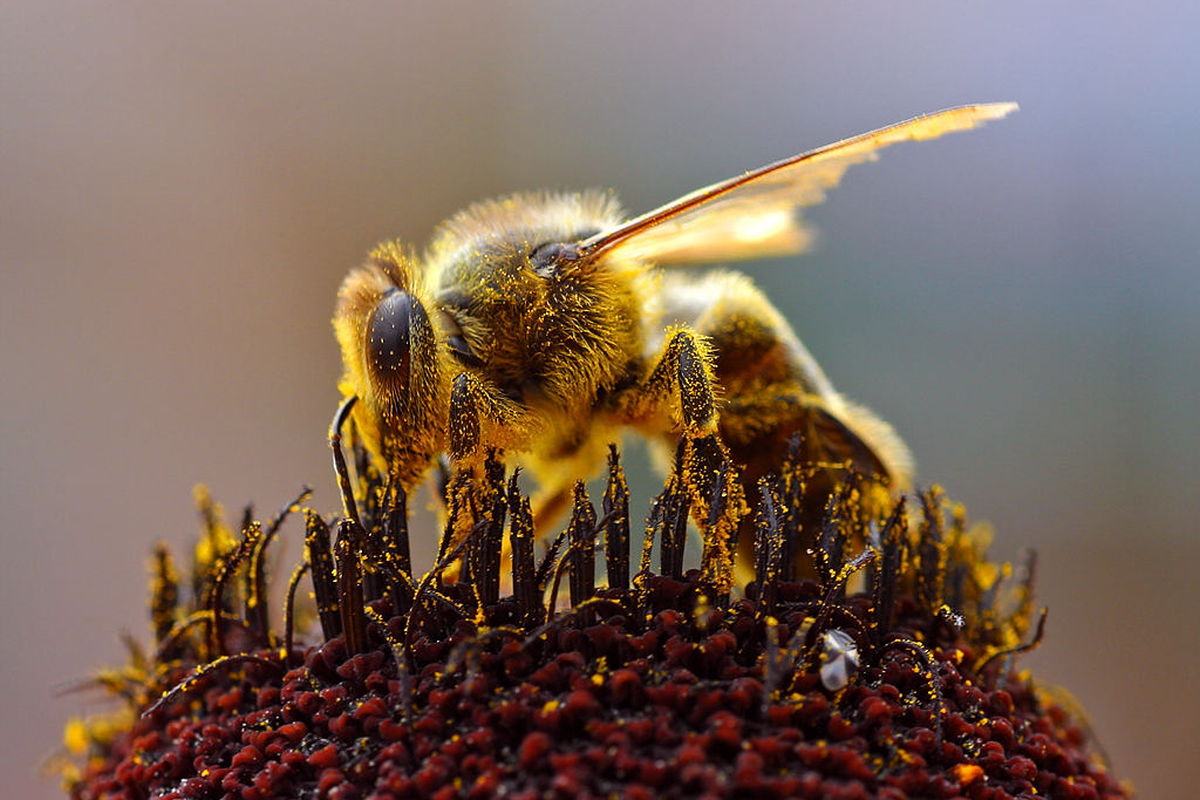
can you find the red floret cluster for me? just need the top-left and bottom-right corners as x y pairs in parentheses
(62, 446), (1132, 799)
(72, 585), (1126, 798)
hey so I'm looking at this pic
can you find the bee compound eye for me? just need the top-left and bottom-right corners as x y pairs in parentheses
(367, 288), (421, 383)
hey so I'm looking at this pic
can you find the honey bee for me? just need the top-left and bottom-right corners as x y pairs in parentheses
(334, 103), (1017, 566)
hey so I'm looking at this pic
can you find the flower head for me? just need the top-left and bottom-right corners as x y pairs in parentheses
(61, 435), (1132, 799)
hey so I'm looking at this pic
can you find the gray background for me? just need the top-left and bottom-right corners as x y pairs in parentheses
(3, 3), (1196, 798)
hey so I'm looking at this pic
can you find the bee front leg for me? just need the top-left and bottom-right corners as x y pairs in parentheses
(447, 371), (532, 464)
(448, 373), (484, 465)
(443, 372), (532, 553)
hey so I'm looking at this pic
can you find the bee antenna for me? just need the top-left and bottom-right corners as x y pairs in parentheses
(329, 395), (362, 525)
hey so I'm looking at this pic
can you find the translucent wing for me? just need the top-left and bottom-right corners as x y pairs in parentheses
(576, 103), (1017, 266)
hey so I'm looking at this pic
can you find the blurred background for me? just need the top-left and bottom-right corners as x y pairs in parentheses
(2, 2), (1195, 797)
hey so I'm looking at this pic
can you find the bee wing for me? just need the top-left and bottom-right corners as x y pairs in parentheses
(577, 103), (1017, 266)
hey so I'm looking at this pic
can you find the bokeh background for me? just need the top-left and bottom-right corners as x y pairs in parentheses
(3, 3), (1196, 797)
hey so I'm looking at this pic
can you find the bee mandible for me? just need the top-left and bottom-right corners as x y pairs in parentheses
(334, 103), (1017, 568)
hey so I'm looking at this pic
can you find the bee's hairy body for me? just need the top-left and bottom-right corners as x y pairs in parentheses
(337, 192), (908, 539)
(333, 103), (1016, 566)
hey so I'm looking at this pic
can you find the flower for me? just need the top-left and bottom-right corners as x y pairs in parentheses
(61, 436), (1133, 799)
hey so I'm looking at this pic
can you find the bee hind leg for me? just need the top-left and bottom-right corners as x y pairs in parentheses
(670, 271), (911, 578)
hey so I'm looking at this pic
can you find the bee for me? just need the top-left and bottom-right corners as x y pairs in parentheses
(334, 103), (1017, 567)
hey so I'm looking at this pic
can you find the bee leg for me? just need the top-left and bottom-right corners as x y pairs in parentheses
(440, 373), (495, 557)
(623, 328), (719, 436)
(526, 431), (615, 538)
(443, 371), (538, 567)
(618, 329), (750, 588)
(664, 271), (911, 579)
(449, 373), (483, 464)
(447, 371), (530, 463)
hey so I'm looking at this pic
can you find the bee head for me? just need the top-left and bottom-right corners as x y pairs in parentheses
(334, 242), (451, 488)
